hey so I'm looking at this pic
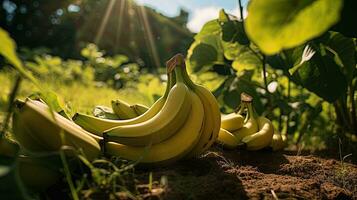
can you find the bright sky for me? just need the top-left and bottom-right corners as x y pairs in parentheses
(136, 0), (248, 32)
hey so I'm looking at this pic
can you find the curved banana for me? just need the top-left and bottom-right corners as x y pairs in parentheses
(104, 68), (192, 146)
(93, 105), (119, 120)
(221, 112), (244, 132)
(216, 128), (239, 149)
(18, 155), (61, 190)
(241, 116), (274, 150)
(104, 90), (204, 165)
(73, 73), (174, 135)
(12, 99), (101, 161)
(270, 131), (287, 151)
(130, 104), (149, 116)
(232, 103), (258, 142)
(111, 99), (138, 119)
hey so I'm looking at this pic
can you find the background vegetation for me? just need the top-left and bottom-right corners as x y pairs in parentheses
(0, 0), (356, 199)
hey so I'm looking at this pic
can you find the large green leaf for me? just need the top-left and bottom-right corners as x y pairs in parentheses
(232, 47), (262, 73)
(218, 9), (249, 45)
(318, 31), (356, 83)
(194, 20), (221, 40)
(291, 46), (348, 102)
(187, 35), (224, 73)
(245, 0), (343, 55)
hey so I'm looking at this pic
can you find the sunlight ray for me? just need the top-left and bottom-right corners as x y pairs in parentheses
(95, 0), (116, 44)
(137, 5), (161, 68)
(115, 0), (126, 47)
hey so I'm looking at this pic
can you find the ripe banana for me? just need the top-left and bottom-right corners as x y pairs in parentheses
(111, 99), (138, 119)
(221, 112), (244, 132)
(216, 128), (239, 149)
(104, 67), (192, 146)
(12, 99), (101, 161)
(233, 103), (258, 142)
(159, 54), (220, 157)
(270, 131), (287, 151)
(73, 72), (174, 135)
(93, 105), (119, 120)
(241, 116), (274, 151)
(104, 90), (204, 165)
(130, 104), (148, 116)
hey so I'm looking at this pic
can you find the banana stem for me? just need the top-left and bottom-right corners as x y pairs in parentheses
(174, 67), (185, 83)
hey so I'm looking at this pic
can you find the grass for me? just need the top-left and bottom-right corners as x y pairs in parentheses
(0, 70), (166, 199)
(0, 70), (156, 115)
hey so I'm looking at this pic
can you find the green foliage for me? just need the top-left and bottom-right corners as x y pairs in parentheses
(187, 6), (356, 144)
(245, 0), (343, 54)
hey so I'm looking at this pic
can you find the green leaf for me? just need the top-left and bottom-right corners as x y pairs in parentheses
(245, 0), (343, 55)
(194, 20), (221, 40)
(231, 47), (262, 72)
(196, 72), (226, 92)
(319, 31), (356, 83)
(187, 35), (224, 73)
(291, 46), (348, 102)
(218, 9), (249, 45)
(0, 28), (38, 85)
(29, 91), (72, 119)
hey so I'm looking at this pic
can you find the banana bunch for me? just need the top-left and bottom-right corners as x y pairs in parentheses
(73, 54), (220, 164)
(12, 99), (101, 161)
(217, 93), (286, 151)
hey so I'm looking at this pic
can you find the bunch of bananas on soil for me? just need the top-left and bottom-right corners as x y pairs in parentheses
(11, 54), (220, 166)
(217, 93), (287, 151)
(74, 54), (220, 164)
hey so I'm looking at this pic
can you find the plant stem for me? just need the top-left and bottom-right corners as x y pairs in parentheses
(349, 82), (357, 135)
(286, 78), (291, 135)
(262, 55), (268, 92)
(1, 75), (22, 139)
(238, 0), (244, 21)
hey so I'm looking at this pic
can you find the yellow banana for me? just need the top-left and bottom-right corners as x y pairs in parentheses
(241, 116), (274, 150)
(165, 54), (220, 157)
(73, 73), (174, 135)
(104, 90), (204, 165)
(233, 102), (258, 142)
(130, 104), (149, 116)
(12, 99), (101, 161)
(111, 99), (138, 119)
(18, 155), (61, 190)
(104, 67), (192, 146)
(221, 112), (244, 132)
(270, 131), (287, 151)
(216, 128), (240, 149)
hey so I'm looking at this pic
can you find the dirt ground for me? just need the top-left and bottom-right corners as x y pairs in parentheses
(135, 146), (357, 200)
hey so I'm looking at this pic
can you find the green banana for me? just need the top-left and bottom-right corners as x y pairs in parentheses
(130, 104), (149, 116)
(12, 99), (101, 161)
(104, 67), (192, 146)
(111, 99), (138, 119)
(216, 128), (240, 149)
(241, 116), (274, 150)
(73, 72), (174, 135)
